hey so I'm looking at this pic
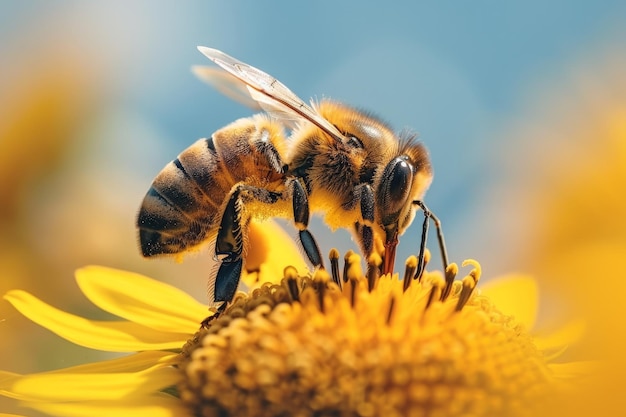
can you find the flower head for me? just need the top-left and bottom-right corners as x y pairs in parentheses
(179, 254), (561, 417)
(1, 222), (580, 417)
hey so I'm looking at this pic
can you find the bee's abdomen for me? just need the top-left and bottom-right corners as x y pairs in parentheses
(137, 116), (288, 257)
(138, 137), (229, 256)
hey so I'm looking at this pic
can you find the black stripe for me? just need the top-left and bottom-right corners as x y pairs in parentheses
(173, 158), (190, 178)
(205, 137), (217, 153)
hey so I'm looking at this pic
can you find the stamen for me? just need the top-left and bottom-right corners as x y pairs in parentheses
(343, 250), (355, 283)
(386, 296), (396, 325)
(283, 266), (300, 302)
(367, 253), (382, 291)
(461, 259), (482, 285)
(425, 276), (445, 310)
(402, 255), (418, 292)
(313, 269), (330, 313)
(329, 248), (341, 289)
(345, 253), (362, 307)
(455, 276), (476, 311)
(346, 253), (363, 282)
(440, 263), (458, 301)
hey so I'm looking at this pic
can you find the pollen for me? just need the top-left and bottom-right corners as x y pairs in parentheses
(179, 252), (555, 417)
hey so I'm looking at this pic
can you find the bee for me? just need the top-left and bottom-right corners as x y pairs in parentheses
(137, 47), (449, 307)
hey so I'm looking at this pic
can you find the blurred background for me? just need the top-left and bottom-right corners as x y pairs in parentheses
(1, 1), (625, 415)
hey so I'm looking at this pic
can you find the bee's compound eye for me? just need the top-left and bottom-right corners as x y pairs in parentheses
(379, 156), (414, 224)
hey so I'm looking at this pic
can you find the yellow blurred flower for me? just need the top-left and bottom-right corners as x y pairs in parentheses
(0, 12), (119, 384)
(1, 222), (581, 417)
(480, 50), (626, 415)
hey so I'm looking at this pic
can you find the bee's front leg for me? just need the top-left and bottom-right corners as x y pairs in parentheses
(411, 200), (449, 280)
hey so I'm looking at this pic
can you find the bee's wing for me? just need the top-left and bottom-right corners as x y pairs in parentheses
(197, 46), (344, 142)
(192, 65), (264, 112)
(193, 64), (300, 130)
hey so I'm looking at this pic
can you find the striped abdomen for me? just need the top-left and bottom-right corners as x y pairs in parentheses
(137, 116), (286, 257)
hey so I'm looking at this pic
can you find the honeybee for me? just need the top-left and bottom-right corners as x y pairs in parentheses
(137, 47), (448, 307)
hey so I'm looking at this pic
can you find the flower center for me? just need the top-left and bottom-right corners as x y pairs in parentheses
(179, 252), (554, 417)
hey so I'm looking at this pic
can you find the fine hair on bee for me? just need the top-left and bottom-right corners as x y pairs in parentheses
(137, 47), (449, 308)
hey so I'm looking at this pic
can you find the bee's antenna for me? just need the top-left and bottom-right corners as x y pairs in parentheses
(412, 201), (449, 280)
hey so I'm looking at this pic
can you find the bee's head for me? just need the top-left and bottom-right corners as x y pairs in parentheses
(315, 101), (434, 272)
(376, 140), (433, 274)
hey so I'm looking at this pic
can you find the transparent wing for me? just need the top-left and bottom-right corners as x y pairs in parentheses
(192, 65), (263, 111)
(197, 46), (344, 142)
(193, 65), (299, 129)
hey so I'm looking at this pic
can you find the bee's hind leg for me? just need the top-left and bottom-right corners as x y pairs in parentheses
(213, 184), (281, 304)
(289, 178), (324, 270)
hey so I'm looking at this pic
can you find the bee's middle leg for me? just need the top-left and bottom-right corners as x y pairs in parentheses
(353, 184), (376, 259)
(352, 184), (383, 281)
(289, 178), (324, 270)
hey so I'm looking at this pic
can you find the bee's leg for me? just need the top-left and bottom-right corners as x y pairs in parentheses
(354, 184), (380, 284)
(352, 184), (377, 271)
(213, 184), (281, 304)
(412, 200), (449, 280)
(200, 302), (228, 329)
(289, 178), (324, 270)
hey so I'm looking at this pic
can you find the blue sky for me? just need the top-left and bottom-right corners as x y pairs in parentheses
(2, 1), (625, 273)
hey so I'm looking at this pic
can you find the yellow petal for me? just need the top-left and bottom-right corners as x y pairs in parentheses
(25, 393), (191, 417)
(0, 371), (19, 385)
(242, 220), (309, 288)
(548, 361), (598, 380)
(0, 414), (27, 417)
(534, 319), (586, 357)
(4, 290), (191, 352)
(0, 371), (23, 401)
(480, 274), (538, 329)
(0, 371), (22, 400)
(45, 351), (177, 374)
(75, 266), (208, 334)
(0, 352), (177, 402)
(8, 365), (178, 402)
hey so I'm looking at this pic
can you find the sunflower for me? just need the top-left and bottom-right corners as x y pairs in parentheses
(1, 221), (581, 417)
